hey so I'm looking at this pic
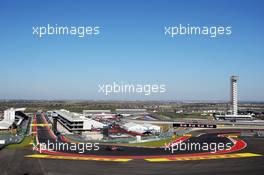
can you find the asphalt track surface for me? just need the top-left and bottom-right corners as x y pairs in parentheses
(35, 113), (234, 157)
(0, 113), (263, 175)
(0, 146), (263, 175)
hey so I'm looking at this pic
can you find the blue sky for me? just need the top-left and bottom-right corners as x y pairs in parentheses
(0, 0), (263, 101)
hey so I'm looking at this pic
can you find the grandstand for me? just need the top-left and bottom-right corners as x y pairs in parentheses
(0, 108), (27, 130)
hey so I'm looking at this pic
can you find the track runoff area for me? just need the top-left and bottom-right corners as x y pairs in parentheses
(27, 113), (262, 162)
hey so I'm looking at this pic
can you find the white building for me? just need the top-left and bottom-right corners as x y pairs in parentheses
(53, 110), (106, 132)
(83, 110), (116, 119)
(0, 108), (26, 130)
(116, 109), (148, 117)
(216, 76), (252, 120)
(231, 76), (238, 116)
(83, 110), (112, 115)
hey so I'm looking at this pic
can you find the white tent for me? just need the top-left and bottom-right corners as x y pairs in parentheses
(123, 122), (160, 134)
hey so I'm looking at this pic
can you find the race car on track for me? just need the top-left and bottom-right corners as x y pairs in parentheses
(105, 146), (123, 151)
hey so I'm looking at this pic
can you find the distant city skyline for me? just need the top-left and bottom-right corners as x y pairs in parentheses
(0, 0), (264, 101)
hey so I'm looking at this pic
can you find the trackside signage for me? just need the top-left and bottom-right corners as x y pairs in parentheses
(173, 123), (217, 128)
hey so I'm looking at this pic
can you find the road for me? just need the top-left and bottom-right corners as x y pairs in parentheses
(0, 140), (264, 175)
(35, 113), (237, 157)
(0, 113), (263, 175)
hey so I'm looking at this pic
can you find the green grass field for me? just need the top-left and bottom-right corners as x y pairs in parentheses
(128, 136), (180, 147)
(6, 135), (33, 149)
